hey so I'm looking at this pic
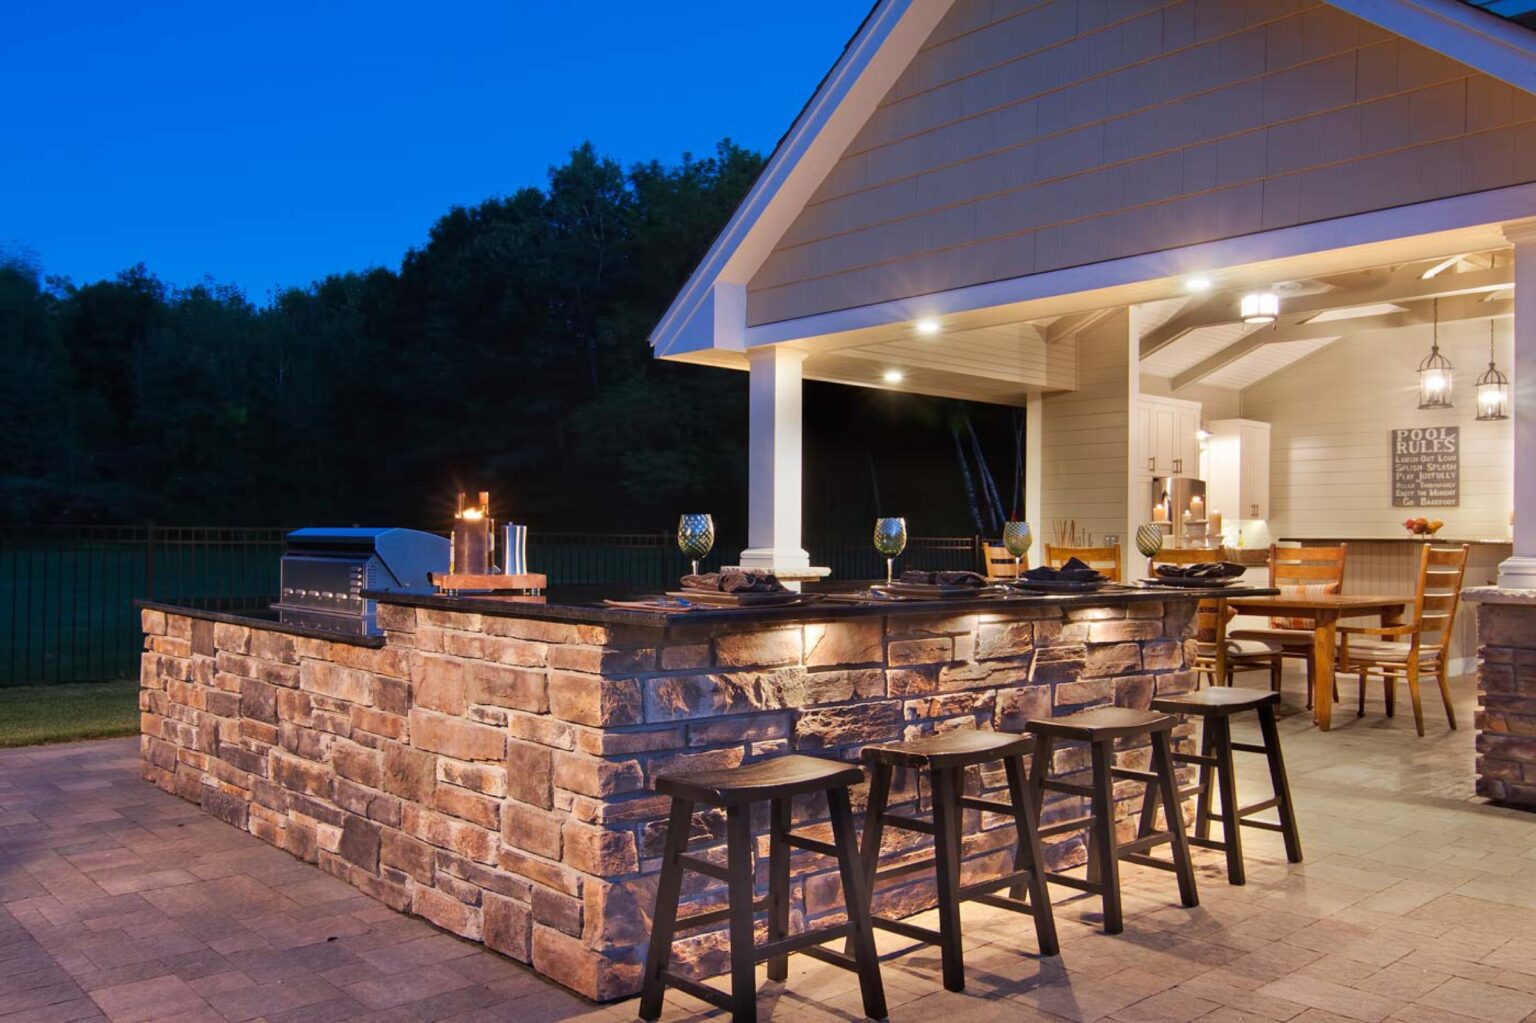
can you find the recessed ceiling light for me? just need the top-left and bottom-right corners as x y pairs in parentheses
(915, 318), (941, 336)
(882, 369), (904, 384)
(1184, 275), (1213, 293)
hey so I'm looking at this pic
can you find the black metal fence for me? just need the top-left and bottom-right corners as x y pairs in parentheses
(0, 525), (988, 686)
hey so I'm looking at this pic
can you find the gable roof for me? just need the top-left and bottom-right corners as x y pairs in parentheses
(1457, 0), (1536, 30)
(650, 0), (1536, 360)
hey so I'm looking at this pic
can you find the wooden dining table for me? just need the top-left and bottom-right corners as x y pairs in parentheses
(1211, 593), (1414, 730)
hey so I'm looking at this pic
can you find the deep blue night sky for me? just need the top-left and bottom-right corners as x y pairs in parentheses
(1, 2), (867, 300)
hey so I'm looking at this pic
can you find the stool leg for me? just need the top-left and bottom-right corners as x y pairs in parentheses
(1193, 718), (1216, 842)
(828, 786), (888, 1021)
(1005, 753), (1059, 956)
(929, 767), (966, 992)
(766, 797), (792, 982)
(1027, 734), (1053, 818)
(1257, 704), (1303, 863)
(860, 763), (892, 905)
(845, 762), (891, 959)
(725, 804), (758, 1023)
(1134, 780), (1159, 840)
(1212, 716), (1245, 886)
(1152, 731), (1199, 908)
(639, 798), (693, 1021)
(1088, 741), (1122, 934)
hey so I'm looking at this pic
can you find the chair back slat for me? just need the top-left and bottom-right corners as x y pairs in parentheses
(1413, 543), (1469, 654)
(982, 544), (1026, 580)
(1045, 544), (1122, 582)
(1270, 543), (1348, 589)
(1151, 549), (1217, 566)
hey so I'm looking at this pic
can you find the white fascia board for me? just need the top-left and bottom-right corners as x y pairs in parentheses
(743, 180), (1536, 348)
(651, 0), (955, 359)
(664, 283), (748, 358)
(1325, 0), (1536, 93)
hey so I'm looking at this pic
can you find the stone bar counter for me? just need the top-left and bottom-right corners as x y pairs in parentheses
(137, 585), (1267, 1000)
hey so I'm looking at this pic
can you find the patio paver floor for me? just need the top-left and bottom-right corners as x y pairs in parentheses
(4, 672), (1535, 1023)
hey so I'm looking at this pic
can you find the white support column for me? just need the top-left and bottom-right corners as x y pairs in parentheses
(1501, 223), (1536, 588)
(740, 346), (813, 574)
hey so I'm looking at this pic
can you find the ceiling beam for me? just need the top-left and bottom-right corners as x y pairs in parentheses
(1140, 260), (1512, 358)
(1045, 308), (1114, 344)
(1169, 295), (1512, 390)
(1170, 330), (1278, 391)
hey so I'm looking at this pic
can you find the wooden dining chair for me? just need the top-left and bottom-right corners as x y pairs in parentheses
(1043, 544), (1122, 582)
(1229, 544), (1348, 708)
(982, 543), (1027, 580)
(1339, 544), (1469, 736)
(1152, 550), (1281, 690)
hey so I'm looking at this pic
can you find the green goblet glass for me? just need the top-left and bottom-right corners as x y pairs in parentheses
(677, 514), (715, 576)
(873, 517), (907, 586)
(1135, 522), (1165, 577)
(1002, 520), (1032, 574)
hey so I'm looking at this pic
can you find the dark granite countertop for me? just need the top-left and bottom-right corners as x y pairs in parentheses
(363, 583), (1281, 629)
(135, 601), (386, 647)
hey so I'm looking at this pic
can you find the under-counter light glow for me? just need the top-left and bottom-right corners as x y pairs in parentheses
(1184, 275), (1212, 293)
(915, 318), (941, 336)
(1240, 291), (1279, 324)
(883, 369), (904, 384)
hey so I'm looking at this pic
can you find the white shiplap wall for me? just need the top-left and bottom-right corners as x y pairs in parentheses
(1040, 309), (1132, 548)
(1240, 318), (1514, 540)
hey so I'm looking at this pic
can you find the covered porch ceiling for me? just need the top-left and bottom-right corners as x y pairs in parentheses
(712, 220), (1519, 405)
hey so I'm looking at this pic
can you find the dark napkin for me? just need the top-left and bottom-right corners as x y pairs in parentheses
(898, 570), (988, 588)
(680, 571), (787, 594)
(1154, 561), (1246, 579)
(1020, 557), (1105, 583)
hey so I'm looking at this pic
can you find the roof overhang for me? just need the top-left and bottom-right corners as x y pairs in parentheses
(648, 0), (956, 359)
(650, 0), (1536, 376)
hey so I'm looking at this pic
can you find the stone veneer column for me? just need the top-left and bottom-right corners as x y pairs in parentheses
(140, 597), (1199, 1001)
(1464, 588), (1536, 807)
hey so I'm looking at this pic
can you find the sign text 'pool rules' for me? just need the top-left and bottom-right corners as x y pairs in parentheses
(1391, 426), (1460, 507)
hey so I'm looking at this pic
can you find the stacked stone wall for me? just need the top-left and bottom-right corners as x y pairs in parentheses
(141, 598), (1197, 1000)
(1473, 600), (1536, 806)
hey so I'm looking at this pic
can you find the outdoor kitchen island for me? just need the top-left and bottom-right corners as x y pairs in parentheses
(138, 583), (1272, 1001)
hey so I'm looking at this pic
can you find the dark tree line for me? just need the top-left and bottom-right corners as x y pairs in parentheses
(1, 140), (1018, 536)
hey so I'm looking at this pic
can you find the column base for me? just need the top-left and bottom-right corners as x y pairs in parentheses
(738, 546), (812, 571)
(1498, 554), (1536, 589)
(734, 548), (828, 591)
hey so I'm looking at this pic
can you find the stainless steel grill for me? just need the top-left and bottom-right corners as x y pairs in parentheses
(273, 527), (448, 636)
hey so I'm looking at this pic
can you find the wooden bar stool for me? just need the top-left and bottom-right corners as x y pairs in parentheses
(855, 729), (1058, 992)
(1026, 707), (1197, 934)
(1147, 688), (1302, 885)
(639, 755), (887, 1023)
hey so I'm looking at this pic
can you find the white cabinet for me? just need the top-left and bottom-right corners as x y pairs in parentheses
(1207, 419), (1271, 523)
(1135, 395), (1202, 477)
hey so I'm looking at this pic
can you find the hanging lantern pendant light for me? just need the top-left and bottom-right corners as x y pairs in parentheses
(1418, 298), (1454, 410)
(1476, 320), (1510, 422)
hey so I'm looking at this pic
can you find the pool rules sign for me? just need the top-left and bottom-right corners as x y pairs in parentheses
(1391, 426), (1460, 507)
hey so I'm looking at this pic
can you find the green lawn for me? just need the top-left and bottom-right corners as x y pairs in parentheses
(0, 680), (140, 748)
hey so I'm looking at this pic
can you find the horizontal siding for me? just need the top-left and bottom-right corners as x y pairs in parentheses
(1240, 318), (1514, 541)
(747, 0), (1536, 325)
(1040, 309), (1131, 547)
